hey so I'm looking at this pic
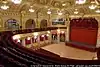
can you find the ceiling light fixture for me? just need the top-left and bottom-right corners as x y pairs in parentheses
(89, 5), (97, 9)
(29, 8), (35, 12)
(12, 0), (22, 4)
(74, 11), (78, 14)
(95, 9), (100, 13)
(47, 11), (51, 14)
(76, 0), (86, 4)
(58, 12), (62, 15)
(62, 3), (66, 6)
(57, 10), (63, 15)
(89, 1), (97, 9)
(74, 9), (79, 14)
(1, 5), (9, 10)
(29, 6), (35, 12)
(1, 1), (9, 10)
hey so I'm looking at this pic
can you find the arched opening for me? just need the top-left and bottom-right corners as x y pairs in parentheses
(40, 19), (47, 28)
(5, 19), (19, 30)
(25, 19), (35, 29)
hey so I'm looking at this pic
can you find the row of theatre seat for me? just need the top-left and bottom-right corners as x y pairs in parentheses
(0, 32), (62, 65)
(0, 28), (100, 66)
(0, 30), (76, 66)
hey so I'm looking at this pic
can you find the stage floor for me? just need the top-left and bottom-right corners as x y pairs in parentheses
(41, 43), (97, 60)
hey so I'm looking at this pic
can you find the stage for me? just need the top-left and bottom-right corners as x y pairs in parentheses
(41, 43), (97, 60)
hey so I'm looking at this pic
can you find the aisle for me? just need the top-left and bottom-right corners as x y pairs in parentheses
(41, 43), (97, 60)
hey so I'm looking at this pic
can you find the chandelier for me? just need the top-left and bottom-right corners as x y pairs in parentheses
(47, 9), (51, 14)
(47, 11), (51, 14)
(29, 6), (35, 12)
(95, 9), (100, 13)
(74, 9), (79, 14)
(76, 0), (86, 4)
(89, 1), (97, 9)
(29, 8), (35, 12)
(0, 1), (9, 10)
(57, 10), (63, 15)
(58, 12), (62, 15)
(1, 5), (9, 10)
(11, 0), (22, 4)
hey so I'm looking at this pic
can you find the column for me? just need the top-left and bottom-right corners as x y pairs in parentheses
(57, 29), (60, 44)
(30, 37), (33, 47)
(66, 15), (70, 42)
(48, 14), (51, 27)
(36, 11), (39, 28)
(96, 27), (100, 48)
(57, 33), (60, 44)
(20, 11), (26, 30)
(49, 31), (52, 44)
(22, 38), (25, 46)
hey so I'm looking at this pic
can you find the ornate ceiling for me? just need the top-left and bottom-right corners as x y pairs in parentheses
(0, 0), (100, 15)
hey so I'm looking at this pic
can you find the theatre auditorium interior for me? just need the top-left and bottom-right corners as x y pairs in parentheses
(1, 0), (100, 66)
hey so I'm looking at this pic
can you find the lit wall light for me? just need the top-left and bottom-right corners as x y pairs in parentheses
(61, 31), (65, 34)
(17, 39), (20, 43)
(46, 34), (49, 36)
(41, 35), (44, 37)
(47, 31), (50, 33)
(33, 32), (38, 36)
(13, 35), (20, 40)
(12, 0), (22, 4)
(27, 37), (31, 40)
(57, 29), (60, 33)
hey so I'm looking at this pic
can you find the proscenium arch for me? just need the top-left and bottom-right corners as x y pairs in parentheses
(5, 19), (19, 30)
(25, 19), (35, 29)
(40, 19), (47, 28)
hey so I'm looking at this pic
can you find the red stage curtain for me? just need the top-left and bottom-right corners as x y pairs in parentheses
(70, 18), (98, 46)
(70, 28), (97, 45)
